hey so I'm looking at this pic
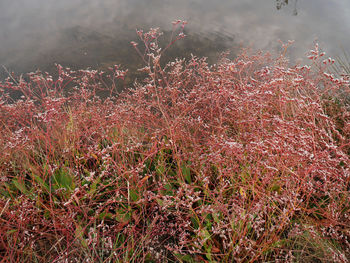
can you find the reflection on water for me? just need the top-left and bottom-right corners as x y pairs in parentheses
(276, 0), (290, 10)
(1, 0), (350, 85)
(276, 0), (298, 16)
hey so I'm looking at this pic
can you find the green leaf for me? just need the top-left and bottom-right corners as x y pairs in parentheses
(75, 224), (88, 248)
(270, 184), (281, 193)
(190, 216), (199, 229)
(52, 168), (75, 193)
(88, 178), (101, 196)
(115, 209), (131, 223)
(200, 229), (211, 241)
(164, 183), (172, 190)
(212, 212), (221, 224)
(156, 164), (165, 176)
(44, 209), (51, 219)
(182, 164), (191, 184)
(0, 189), (9, 198)
(32, 174), (49, 192)
(98, 212), (114, 220)
(156, 198), (164, 206)
(7, 229), (18, 234)
(130, 188), (139, 202)
(162, 183), (175, 196)
(173, 253), (195, 262)
(12, 179), (28, 194)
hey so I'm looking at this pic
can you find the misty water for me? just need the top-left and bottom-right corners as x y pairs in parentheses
(1, 0), (350, 84)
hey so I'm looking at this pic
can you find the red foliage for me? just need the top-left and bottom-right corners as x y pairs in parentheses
(0, 23), (349, 262)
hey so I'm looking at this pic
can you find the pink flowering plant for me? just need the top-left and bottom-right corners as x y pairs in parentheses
(0, 21), (349, 262)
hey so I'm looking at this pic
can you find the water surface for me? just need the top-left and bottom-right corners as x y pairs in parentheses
(1, 0), (350, 82)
